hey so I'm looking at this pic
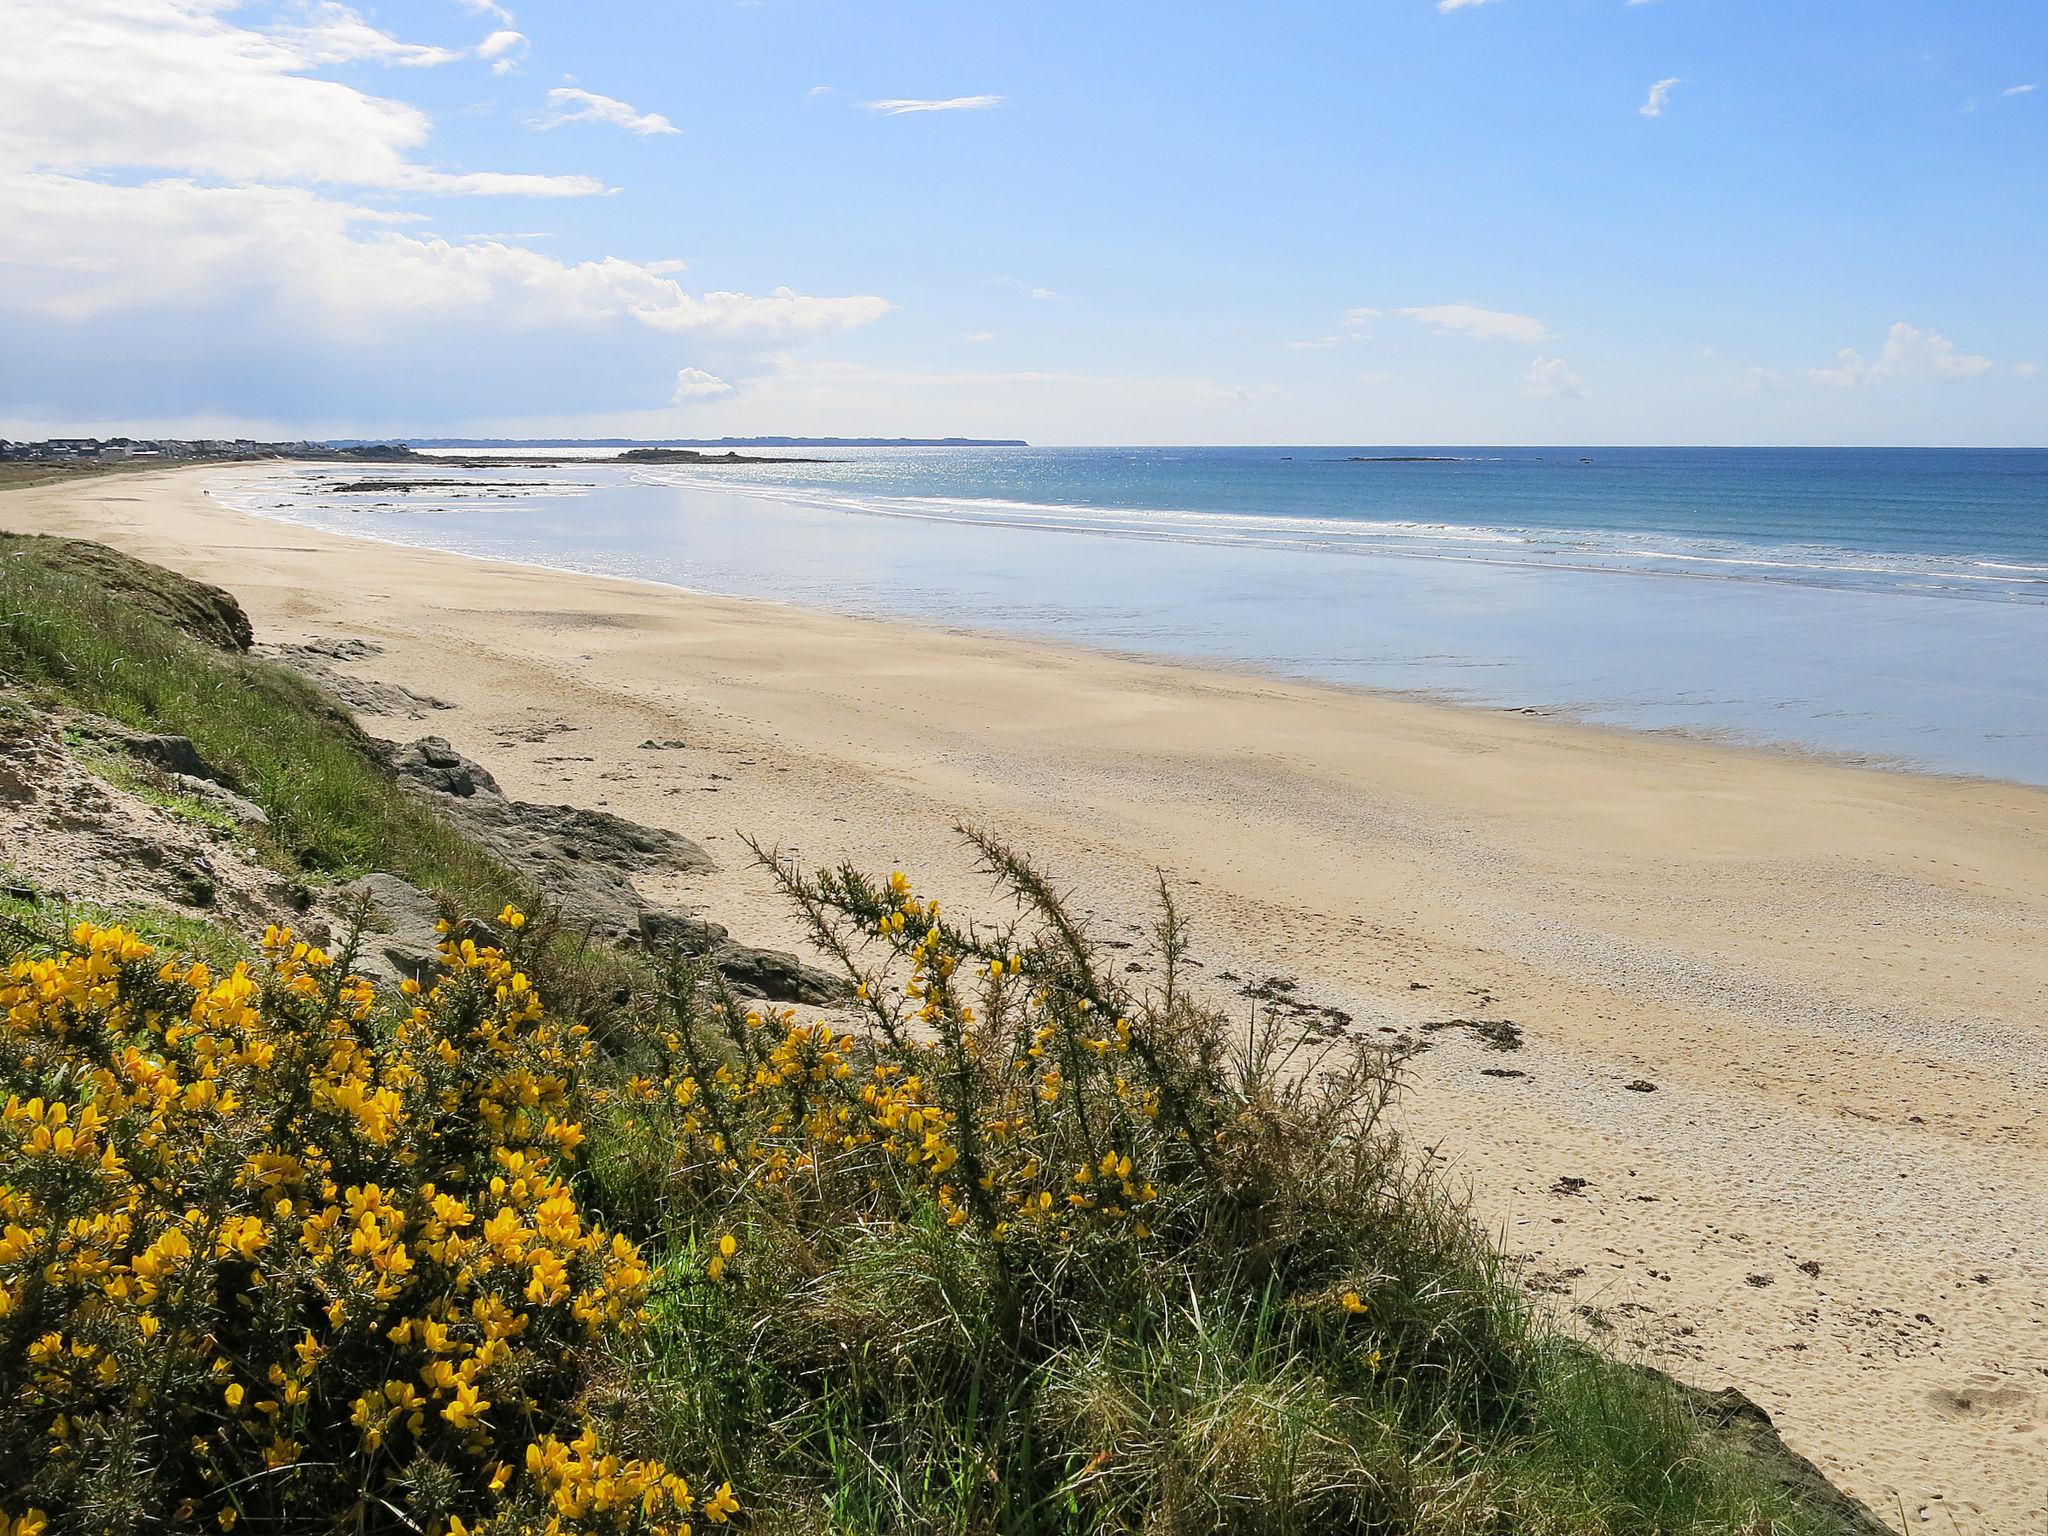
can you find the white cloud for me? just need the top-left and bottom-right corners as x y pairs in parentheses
(274, 3), (464, 67)
(1, 0), (597, 195)
(1524, 356), (1588, 399)
(995, 277), (1063, 301)
(1341, 306), (1382, 329)
(0, 173), (891, 339)
(2016, 361), (2042, 380)
(475, 29), (527, 74)
(1809, 323), (1998, 387)
(1639, 77), (1682, 118)
(2004, 83), (2037, 96)
(534, 88), (680, 136)
(1398, 302), (1548, 344)
(964, 331), (995, 343)
(453, 0), (514, 19)
(1437, 0), (1501, 11)
(807, 84), (834, 97)
(863, 95), (1004, 116)
(1287, 337), (1339, 350)
(671, 367), (735, 402)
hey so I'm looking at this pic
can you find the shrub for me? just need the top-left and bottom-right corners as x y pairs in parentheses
(591, 831), (1845, 1534)
(0, 912), (731, 1535)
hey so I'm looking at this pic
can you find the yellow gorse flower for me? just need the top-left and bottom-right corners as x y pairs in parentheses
(0, 920), (715, 1534)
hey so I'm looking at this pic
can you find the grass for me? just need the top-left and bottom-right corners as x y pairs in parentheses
(570, 836), (1874, 1536)
(0, 531), (514, 913)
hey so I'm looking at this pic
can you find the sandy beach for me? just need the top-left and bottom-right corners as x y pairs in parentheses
(7, 465), (2045, 1531)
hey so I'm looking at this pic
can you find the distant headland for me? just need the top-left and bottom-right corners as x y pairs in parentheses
(377, 436), (1031, 449)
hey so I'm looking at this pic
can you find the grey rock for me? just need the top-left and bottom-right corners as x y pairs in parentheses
(712, 942), (844, 1006)
(271, 643), (453, 721)
(389, 736), (498, 798)
(168, 772), (270, 829)
(638, 909), (731, 953)
(390, 737), (712, 942)
(114, 730), (215, 782)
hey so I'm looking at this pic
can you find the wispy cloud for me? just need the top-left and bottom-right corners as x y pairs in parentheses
(533, 87), (680, 136)
(452, 0), (514, 21)
(1286, 337), (1339, 350)
(1436, 0), (1501, 12)
(672, 367), (734, 402)
(1524, 356), (1587, 399)
(1639, 77), (1681, 118)
(995, 276), (1063, 302)
(1809, 323), (1998, 386)
(475, 28), (527, 75)
(276, 4), (465, 67)
(864, 95), (1004, 116)
(964, 331), (995, 343)
(807, 84), (834, 97)
(2005, 83), (2038, 97)
(1398, 302), (1547, 344)
(1341, 306), (1382, 330)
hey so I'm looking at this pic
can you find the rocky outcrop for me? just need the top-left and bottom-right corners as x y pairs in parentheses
(387, 736), (713, 945)
(1648, 1372), (1893, 1535)
(384, 736), (841, 1004)
(0, 708), (292, 927)
(267, 639), (454, 721)
(637, 909), (843, 1006)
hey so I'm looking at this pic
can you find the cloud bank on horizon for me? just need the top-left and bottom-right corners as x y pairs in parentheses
(0, 0), (2040, 445)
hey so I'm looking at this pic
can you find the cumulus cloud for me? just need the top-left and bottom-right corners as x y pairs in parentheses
(1808, 323), (1999, 386)
(1639, 77), (1682, 118)
(671, 367), (735, 402)
(1398, 302), (1548, 344)
(1, 0), (596, 194)
(864, 95), (1004, 115)
(1524, 356), (1587, 399)
(534, 88), (680, 136)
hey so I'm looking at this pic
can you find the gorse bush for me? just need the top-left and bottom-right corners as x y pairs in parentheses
(587, 833), (1845, 1535)
(0, 827), (1862, 1535)
(0, 912), (733, 1535)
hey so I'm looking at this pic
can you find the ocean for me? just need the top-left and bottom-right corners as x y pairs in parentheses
(216, 446), (2048, 784)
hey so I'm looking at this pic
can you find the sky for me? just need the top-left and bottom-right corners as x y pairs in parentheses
(2, 0), (2043, 445)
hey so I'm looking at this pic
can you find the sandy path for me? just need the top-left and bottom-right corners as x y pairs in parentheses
(7, 467), (2045, 1531)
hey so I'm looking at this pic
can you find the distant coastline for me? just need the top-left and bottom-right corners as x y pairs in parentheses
(362, 436), (1031, 449)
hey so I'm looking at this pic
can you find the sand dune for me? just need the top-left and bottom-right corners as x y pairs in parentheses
(8, 466), (2044, 1531)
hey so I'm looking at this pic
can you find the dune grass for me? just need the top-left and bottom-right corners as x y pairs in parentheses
(0, 531), (513, 914)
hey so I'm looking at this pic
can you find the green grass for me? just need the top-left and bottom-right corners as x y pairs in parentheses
(572, 839), (1878, 1536)
(0, 532), (514, 913)
(0, 874), (249, 971)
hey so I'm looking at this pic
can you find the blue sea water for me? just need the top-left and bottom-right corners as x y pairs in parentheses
(218, 447), (2048, 784)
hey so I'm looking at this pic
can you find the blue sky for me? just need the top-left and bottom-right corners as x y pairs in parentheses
(3, 0), (2043, 443)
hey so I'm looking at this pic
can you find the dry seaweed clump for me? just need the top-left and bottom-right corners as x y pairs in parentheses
(0, 913), (732, 1535)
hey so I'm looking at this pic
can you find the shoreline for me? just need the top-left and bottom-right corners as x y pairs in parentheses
(212, 462), (2040, 791)
(6, 465), (2047, 1529)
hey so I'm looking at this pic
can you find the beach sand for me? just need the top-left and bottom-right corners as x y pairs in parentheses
(8, 466), (2045, 1530)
